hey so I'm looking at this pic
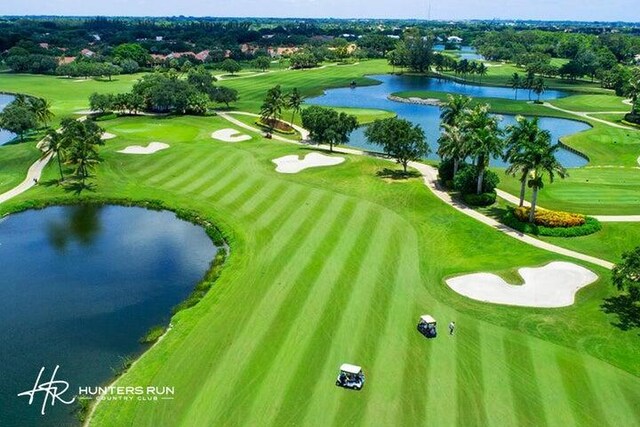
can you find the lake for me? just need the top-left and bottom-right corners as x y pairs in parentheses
(0, 205), (219, 426)
(307, 74), (590, 168)
(0, 94), (16, 145)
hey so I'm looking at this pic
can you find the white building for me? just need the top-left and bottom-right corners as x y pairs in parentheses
(447, 36), (463, 44)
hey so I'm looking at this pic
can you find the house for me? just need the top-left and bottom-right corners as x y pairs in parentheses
(195, 50), (210, 62)
(166, 51), (197, 60)
(39, 43), (49, 49)
(91, 34), (101, 42)
(387, 35), (401, 40)
(267, 46), (300, 58)
(447, 36), (463, 44)
(155, 36), (164, 42)
(151, 54), (167, 63)
(240, 44), (260, 55)
(81, 48), (95, 57)
(634, 54), (640, 65)
(59, 56), (76, 65)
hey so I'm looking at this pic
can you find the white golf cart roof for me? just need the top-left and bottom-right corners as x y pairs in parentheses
(340, 363), (362, 374)
(420, 315), (436, 324)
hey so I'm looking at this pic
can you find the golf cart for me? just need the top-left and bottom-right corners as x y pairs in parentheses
(335, 364), (365, 390)
(417, 315), (437, 338)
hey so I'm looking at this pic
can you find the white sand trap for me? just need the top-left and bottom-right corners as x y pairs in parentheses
(211, 128), (251, 143)
(446, 261), (598, 308)
(118, 142), (169, 155)
(273, 153), (345, 174)
(101, 132), (117, 140)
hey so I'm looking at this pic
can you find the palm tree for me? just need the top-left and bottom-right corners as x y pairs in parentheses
(464, 104), (504, 194)
(477, 63), (488, 83)
(504, 116), (549, 206)
(527, 142), (568, 222)
(440, 94), (472, 127)
(532, 77), (546, 103)
(46, 129), (67, 182)
(508, 73), (522, 100)
(29, 98), (54, 128)
(287, 88), (304, 125)
(524, 70), (536, 101)
(437, 124), (467, 176)
(260, 85), (285, 135)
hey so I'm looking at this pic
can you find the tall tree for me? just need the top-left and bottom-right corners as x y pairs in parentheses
(504, 116), (549, 206)
(365, 117), (429, 173)
(287, 88), (304, 125)
(28, 97), (54, 128)
(220, 59), (242, 75)
(532, 77), (547, 102)
(301, 106), (357, 152)
(260, 85), (286, 134)
(612, 246), (640, 300)
(0, 102), (37, 141)
(463, 104), (504, 194)
(45, 128), (67, 182)
(437, 123), (467, 176)
(508, 73), (522, 100)
(440, 94), (472, 127)
(526, 140), (568, 222)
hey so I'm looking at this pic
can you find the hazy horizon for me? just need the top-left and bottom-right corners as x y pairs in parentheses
(0, 1), (639, 23)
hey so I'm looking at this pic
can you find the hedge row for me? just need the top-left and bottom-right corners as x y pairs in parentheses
(502, 208), (601, 237)
(514, 206), (585, 227)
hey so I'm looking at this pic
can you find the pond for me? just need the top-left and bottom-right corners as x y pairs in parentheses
(0, 205), (220, 426)
(0, 94), (16, 145)
(433, 45), (485, 61)
(307, 74), (590, 168)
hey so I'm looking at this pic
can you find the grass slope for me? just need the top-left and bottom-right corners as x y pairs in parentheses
(1, 114), (638, 426)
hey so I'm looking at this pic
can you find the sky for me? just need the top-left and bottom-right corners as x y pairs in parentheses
(0, 0), (639, 22)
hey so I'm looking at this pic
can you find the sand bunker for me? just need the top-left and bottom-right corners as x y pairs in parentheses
(445, 261), (598, 308)
(273, 153), (345, 174)
(117, 142), (169, 155)
(211, 128), (251, 143)
(101, 132), (117, 140)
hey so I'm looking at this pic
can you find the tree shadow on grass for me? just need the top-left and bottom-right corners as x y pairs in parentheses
(376, 168), (420, 180)
(601, 294), (640, 333)
(62, 180), (96, 195)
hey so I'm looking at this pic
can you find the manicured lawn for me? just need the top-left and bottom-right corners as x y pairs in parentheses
(1, 64), (639, 426)
(499, 167), (640, 215)
(1, 114), (639, 426)
(550, 94), (630, 112)
(0, 139), (41, 194)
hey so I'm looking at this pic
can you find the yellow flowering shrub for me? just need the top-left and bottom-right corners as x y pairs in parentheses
(514, 207), (585, 228)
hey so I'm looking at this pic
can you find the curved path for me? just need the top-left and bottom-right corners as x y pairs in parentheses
(217, 111), (615, 269)
(0, 152), (52, 205)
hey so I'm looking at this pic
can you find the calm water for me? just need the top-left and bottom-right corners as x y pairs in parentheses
(433, 45), (485, 61)
(0, 205), (219, 427)
(307, 74), (590, 167)
(0, 94), (16, 145)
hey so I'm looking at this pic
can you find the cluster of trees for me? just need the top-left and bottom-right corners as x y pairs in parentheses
(437, 95), (566, 218)
(46, 118), (104, 186)
(301, 106), (358, 152)
(365, 118), (428, 173)
(507, 72), (548, 102)
(624, 68), (640, 124)
(88, 67), (238, 115)
(386, 34), (434, 73)
(260, 86), (305, 135)
(0, 95), (53, 141)
(57, 61), (125, 80)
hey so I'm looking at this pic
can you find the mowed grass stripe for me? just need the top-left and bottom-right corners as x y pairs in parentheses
(215, 177), (263, 207)
(161, 151), (229, 191)
(220, 200), (361, 424)
(503, 335), (549, 427)
(240, 203), (374, 425)
(235, 180), (286, 217)
(142, 151), (205, 186)
(199, 168), (250, 200)
(301, 212), (395, 425)
(179, 152), (245, 195)
(479, 327), (516, 426)
(556, 352), (610, 426)
(361, 228), (426, 426)
(335, 230), (417, 425)
(456, 320), (488, 427)
(123, 149), (196, 181)
(181, 195), (347, 424)
(271, 211), (383, 426)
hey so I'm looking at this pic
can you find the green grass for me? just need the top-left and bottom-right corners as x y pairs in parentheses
(550, 94), (630, 112)
(0, 138), (42, 194)
(1, 65), (639, 425)
(498, 167), (640, 215)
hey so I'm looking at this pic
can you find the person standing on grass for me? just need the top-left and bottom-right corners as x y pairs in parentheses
(449, 321), (456, 336)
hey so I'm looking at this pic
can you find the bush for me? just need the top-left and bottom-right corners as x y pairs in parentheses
(140, 325), (165, 344)
(624, 112), (640, 125)
(514, 206), (585, 227)
(463, 192), (497, 206)
(453, 166), (499, 195)
(438, 158), (468, 184)
(503, 208), (601, 237)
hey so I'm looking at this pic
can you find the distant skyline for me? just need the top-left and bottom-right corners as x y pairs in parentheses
(1, 0), (639, 22)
